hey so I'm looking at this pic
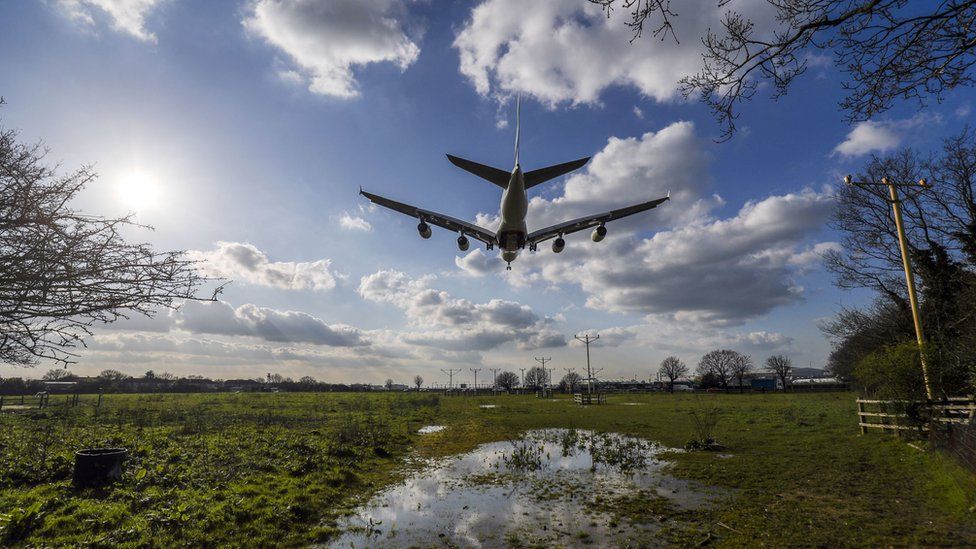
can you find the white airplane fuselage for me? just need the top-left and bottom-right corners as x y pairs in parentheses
(497, 165), (528, 263)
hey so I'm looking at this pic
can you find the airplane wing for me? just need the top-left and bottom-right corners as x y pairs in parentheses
(526, 195), (670, 244)
(360, 189), (497, 246)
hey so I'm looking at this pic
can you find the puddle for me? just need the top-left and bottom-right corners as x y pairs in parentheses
(620, 402), (644, 406)
(479, 404), (498, 409)
(329, 429), (715, 548)
(417, 425), (446, 434)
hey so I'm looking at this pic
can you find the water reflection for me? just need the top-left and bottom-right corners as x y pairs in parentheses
(329, 429), (709, 548)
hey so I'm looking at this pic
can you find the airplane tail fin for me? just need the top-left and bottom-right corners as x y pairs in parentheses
(523, 156), (590, 189)
(446, 154), (510, 188)
(514, 94), (521, 167)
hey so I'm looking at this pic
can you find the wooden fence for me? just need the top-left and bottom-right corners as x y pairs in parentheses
(574, 393), (607, 405)
(857, 397), (975, 434)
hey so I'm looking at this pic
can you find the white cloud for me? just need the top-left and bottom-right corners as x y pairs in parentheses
(189, 241), (337, 291)
(358, 270), (565, 351)
(832, 121), (902, 157)
(454, 0), (774, 106)
(339, 212), (373, 232)
(956, 104), (972, 118)
(57, 0), (166, 42)
(569, 188), (835, 324)
(455, 249), (503, 277)
(174, 300), (367, 347)
(243, 0), (421, 98)
(833, 114), (941, 157)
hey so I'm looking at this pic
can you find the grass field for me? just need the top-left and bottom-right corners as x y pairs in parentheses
(0, 391), (973, 547)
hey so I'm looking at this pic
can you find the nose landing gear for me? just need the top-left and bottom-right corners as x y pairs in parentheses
(506, 261), (512, 271)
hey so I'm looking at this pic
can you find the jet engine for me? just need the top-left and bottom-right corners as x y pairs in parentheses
(591, 225), (607, 242)
(418, 221), (432, 239)
(457, 235), (470, 251)
(552, 237), (565, 253)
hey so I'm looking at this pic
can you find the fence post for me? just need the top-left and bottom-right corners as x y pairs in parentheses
(0, 395), (4, 411)
(857, 400), (866, 434)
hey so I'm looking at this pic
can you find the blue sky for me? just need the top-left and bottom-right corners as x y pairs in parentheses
(2, 0), (973, 384)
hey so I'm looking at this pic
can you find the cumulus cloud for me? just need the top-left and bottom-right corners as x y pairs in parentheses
(455, 249), (504, 277)
(359, 270), (565, 351)
(339, 212), (372, 231)
(189, 241), (337, 291)
(573, 188), (835, 324)
(243, 0), (420, 98)
(455, 0), (774, 106)
(57, 0), (166, 42)
(833, 114), (941, 157)
(174, 300), (367, 347)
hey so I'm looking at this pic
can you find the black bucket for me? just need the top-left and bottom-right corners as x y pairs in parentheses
(73, 448), (127, 487)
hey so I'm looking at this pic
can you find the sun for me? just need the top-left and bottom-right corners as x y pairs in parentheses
(116, 171), (161, 211)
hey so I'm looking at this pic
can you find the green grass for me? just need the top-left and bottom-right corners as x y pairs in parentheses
(1, 391), (974, 546)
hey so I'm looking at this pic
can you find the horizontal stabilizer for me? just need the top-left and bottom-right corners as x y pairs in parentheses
(524, 157), (590, 189)
(446, 154), (510, 189)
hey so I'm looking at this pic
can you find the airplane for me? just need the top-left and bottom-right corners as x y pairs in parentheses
(359, 97), (670, 270)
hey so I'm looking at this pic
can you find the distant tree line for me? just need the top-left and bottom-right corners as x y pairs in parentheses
(656, 352), (796, 393)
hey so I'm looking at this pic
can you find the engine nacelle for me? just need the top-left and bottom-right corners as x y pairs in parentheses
(457, 235), (470, 251)
(418, 222), (432, 239)
(591, 225), (607, 242)
(552, 237), (565, 253)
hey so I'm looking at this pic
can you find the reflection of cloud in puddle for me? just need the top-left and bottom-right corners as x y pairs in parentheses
(417, 425), (445, 434)
(331, 429), (715, 548)
(621, 402), (645, 406)
(479, 404), (497, 409)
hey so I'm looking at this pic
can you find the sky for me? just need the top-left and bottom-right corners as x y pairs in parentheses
(2, 0), (974, 384)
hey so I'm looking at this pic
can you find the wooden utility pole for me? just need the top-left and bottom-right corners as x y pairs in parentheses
(574, 333), (600, 394)
(844, 176), (934, 399)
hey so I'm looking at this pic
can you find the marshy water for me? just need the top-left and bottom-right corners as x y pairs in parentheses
(328, 429), (714, 547)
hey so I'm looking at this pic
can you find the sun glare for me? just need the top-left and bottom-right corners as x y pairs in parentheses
(116, 172), (161, 211)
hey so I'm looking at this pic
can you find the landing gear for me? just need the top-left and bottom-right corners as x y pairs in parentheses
(506, 262), (512, 271)
(529, 243), (537, 252)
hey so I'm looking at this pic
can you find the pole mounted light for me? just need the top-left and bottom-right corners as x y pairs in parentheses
(843, 174), (934, 399)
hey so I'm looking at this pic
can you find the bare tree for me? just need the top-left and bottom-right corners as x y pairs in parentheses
(299, 375), (316, 386)
(496, 370), (519, 391)
(98, 369), (129, 381)
(413, 375), (424, 390)
(592, 1), (976, 139)
(697, 349), (739, 393)
(42, 368), (72, 381)
(384, 378), (395, 390)
(731, 353), (753, 393)
(559, 371), (583, 393)
(658, 356), (688, 393)
(1, 125), (220, 366)
(524, 366), (548, 390)
(766, 355), (793, 390)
